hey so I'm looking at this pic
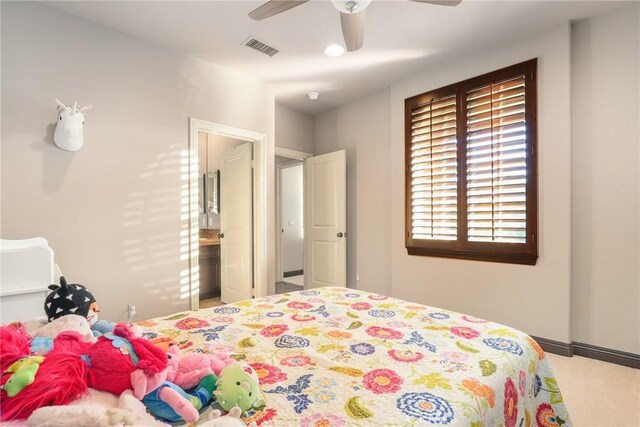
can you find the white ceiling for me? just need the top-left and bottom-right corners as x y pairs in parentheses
(50, 0), (623, 115)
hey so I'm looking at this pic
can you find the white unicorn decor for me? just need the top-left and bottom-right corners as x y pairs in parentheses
(53, 98), (92, 152)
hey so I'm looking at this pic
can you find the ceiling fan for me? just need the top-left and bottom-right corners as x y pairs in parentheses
(248, 0), (462, 52)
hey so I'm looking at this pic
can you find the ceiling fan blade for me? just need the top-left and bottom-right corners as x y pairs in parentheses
(340, 11), (365, 52)
(248, 0), (310, 21)
(408, 0), (462, 6)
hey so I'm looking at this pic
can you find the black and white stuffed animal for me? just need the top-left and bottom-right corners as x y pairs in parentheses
(44, 276), (97, 323)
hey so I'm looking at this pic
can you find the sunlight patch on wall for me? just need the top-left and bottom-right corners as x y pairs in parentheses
(180, 148), (200, 300)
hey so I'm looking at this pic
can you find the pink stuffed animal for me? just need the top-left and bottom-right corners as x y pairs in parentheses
(166, 345), (234, 390)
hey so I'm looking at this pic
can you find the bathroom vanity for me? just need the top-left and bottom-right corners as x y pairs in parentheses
(199, 231), (220, 299)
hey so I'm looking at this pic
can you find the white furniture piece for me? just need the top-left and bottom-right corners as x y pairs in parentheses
(0, 237), (54, 324)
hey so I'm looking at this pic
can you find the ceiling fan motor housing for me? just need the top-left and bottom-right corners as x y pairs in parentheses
(331, 0), (372, 14)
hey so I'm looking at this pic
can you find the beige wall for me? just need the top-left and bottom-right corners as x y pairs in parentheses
(315, 89), (392, 296)
(313, 6), (640, 353)
(314, 25), (574, 343)
(275, 103), (314, 154)
(1, 2), (275, 322)
(571, 4), (640, 354)
(390, 26), (573, 343)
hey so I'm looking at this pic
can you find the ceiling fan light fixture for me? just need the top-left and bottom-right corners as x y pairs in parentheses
(324, 44), (345, 57)
(307, 91), (320, 100)
(331, 0), (371, 14)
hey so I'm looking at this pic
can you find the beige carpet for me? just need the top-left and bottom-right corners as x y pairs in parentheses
(199, 297), (223, 308)
(546, 353), (640, 426)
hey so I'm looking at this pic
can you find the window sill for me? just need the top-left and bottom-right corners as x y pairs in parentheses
(406, 247), (538, 265)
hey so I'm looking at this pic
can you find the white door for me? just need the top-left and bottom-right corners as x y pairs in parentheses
(220, 142), (253, 303)
(304, 150), (347, 288)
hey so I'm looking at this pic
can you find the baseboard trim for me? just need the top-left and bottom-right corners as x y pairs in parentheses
(572, 342), (640, 369)
(283, 269), (303, 278)
(530, 336), (639, 369)
(531, 336), (573, 357)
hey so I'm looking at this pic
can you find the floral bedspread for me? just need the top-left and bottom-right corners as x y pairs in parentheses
(139, 287), (570, 426)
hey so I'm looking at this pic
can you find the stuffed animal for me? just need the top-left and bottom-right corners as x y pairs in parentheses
(0, 324), (205, 423)
(0, 329), (93, 421)
(206, 406), (256, 427)
(44, 276), (115, 337)
(34, 314), (95, 341)
(44, 276), (97, 323)
(137, 372), (216, 423)
(27, 389), (168, 427)
(166, 344), (235, 390)
(82, 323), (168, 396)
(85, 324), (213, 423)
(0, 323), (32, 372)
(213, 363), (265, 415)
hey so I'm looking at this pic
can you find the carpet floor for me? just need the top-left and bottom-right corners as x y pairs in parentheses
(546, 353), (640, 426)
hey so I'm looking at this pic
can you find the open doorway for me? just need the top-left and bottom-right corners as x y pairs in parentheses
(275, 147), (312, 294)
(188, 119), (268, 310)
(198, 131), (250, 307)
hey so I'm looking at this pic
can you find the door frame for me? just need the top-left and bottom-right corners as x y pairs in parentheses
(188, 118), (268, 310)
(274, 147), (313, 282)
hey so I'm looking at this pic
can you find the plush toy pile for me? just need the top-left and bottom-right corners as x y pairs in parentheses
(0, 277), (266, 425)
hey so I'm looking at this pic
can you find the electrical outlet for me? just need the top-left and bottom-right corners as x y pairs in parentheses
(127, 304), (137, 319)
(356, 274), (360, 282)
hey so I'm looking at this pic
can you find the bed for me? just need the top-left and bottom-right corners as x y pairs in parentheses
(0, 238), (54, 325)
(139, 287), (570, 426)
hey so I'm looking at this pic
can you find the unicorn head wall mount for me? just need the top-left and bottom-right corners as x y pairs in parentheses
(53, 98), (92, 152)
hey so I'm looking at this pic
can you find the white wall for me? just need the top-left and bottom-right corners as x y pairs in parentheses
(0, 2), (276, 322)
(275, 103), (314, 154)
(281, 165), (304, 273)
(571, 4), (640, 354)
(315, 89), (392, 296)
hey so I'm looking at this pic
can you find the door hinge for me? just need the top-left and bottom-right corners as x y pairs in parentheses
(532, 234), (535, 243)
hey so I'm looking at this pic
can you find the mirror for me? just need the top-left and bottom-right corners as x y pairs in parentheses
(203, 170), (220, 215)
(199, 130), (222, 230)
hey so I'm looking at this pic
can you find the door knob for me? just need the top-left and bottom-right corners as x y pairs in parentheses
(218, 233), (224, 239)
(337, 232), (343, 238)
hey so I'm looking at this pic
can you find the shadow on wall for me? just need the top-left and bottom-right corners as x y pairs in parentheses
(34, 122), (75, 193)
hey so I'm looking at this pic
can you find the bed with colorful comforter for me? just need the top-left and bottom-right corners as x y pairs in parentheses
(139, 287), (570, 426)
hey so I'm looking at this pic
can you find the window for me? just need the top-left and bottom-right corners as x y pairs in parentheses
(405, 59), (538, 265)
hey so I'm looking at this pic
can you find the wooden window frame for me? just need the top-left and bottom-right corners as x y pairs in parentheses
(405, 59), (538, 265)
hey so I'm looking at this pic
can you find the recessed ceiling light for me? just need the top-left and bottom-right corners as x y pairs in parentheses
(324, 44), (345, 57)
(307, 92), (320, 100)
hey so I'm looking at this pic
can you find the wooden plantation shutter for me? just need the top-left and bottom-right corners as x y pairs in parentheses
(405, 59), (538, 265)
(409, 94), (458, 241)
(466, 75), (527, 244)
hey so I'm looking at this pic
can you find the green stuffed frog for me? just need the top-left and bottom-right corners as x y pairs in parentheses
(2, 356), (45, 397)
(213, 362), (265, 414)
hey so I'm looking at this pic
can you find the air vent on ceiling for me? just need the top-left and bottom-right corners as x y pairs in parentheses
(243, 37), (279, 57)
